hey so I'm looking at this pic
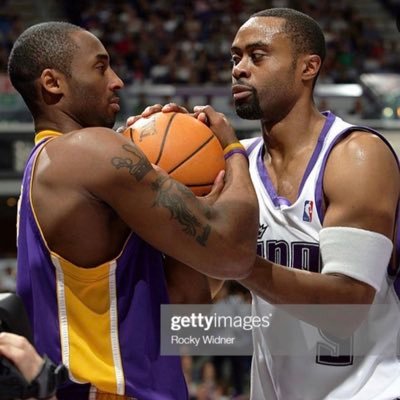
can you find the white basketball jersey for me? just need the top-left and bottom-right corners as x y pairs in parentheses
(242, 112), (400, 400)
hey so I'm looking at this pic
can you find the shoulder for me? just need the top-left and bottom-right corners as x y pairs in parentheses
(327, 129), (398, 171)
(324, 129), (399, 212)
(45, 127), (133, 160)
(37, 127), (137, 184)
(60, 127), (121, 147)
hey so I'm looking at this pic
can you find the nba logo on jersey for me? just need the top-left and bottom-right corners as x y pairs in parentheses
(303, 200), (313, 222)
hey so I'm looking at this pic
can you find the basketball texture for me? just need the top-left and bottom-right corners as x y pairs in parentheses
(123, 112), (225, 196)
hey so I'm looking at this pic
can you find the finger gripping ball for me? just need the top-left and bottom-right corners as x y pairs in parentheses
(123, 112), (225, 196)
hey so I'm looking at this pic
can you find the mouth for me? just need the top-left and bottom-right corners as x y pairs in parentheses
(231, 84), (253, 101)
(109, 97), (120, 113)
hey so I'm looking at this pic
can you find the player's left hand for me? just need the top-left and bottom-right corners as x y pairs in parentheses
(122, 103), (190, 130)
(199, 170), (225, 205)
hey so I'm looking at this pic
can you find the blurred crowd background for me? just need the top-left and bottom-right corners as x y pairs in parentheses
(1, 0), (400, 85)
(1, 0), (400, 398)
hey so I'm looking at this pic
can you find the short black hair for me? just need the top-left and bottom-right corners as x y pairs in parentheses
(251, 8), (326, 65)
(7, 21), (83, 112)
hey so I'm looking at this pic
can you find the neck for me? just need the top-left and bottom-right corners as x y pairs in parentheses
(261, 103), (325, 160)
(34, 112), (84, 134)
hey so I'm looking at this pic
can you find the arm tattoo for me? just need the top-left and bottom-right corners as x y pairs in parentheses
(111, 144), (152, 181)
(152, 176), (211, 246)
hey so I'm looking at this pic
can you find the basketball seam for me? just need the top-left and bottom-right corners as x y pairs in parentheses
(155, 112), (177, 165)
(186, 183), (212, 187)
(168, 134), (216, 176)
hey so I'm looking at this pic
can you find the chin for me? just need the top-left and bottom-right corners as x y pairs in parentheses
(101, 116), (117, 129)
(235, 105), (262, 120)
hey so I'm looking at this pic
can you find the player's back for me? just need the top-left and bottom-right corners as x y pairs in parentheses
(29, 128), (131, 267)
(17, 129), (189, 399)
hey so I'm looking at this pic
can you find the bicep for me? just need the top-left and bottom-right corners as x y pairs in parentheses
(323, 132), (399, 237)
(321, 133), (399, 299)
(84, 132), (218, 270)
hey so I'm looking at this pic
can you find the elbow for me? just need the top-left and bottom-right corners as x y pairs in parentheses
(215, 246), (255, 280)
(232, 248), (255, 279)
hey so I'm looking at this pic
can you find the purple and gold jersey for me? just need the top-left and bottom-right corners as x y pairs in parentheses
(242, 112), (400, 400)
(16, 131), (188, 400)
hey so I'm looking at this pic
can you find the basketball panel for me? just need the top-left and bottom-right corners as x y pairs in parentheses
(188, 184), (214, 197)
(157, 113), (216, 171)
(127, 113), (173, 164)
(169, 136), (225, 185)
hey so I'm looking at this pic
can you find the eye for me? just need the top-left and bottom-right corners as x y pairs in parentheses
(251, 52), (265, 62)
(95, 63), (107, 73)
(230, 55), (241, 66)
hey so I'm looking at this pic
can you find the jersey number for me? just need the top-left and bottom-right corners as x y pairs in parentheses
(258, 239), (354, 366)
(316, 329), (354, 366)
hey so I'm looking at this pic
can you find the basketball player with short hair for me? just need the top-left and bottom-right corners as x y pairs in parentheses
(232, 8), (400, 400)
(8, 22), (259, 399)
(132, 5), (400, 399)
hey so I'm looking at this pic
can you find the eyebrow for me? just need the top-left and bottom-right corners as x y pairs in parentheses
(95, 53), (110, 62)
(231, 41), (270, 53)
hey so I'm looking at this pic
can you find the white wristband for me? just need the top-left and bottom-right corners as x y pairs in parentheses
(320, 227), (393, 291)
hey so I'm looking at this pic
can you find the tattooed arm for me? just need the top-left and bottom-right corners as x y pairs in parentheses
(38, 108), (258, 279)
(103, 136), (257, 278)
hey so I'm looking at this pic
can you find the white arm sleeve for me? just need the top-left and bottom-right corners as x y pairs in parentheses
(320, 227), (393, 291)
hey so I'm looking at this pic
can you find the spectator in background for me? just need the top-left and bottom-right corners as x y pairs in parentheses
(0, 0), (399, 84)
(0, 265), (16, 292)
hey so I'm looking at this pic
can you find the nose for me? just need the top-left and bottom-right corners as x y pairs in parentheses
(232, 58), (250, 80)
(110, 68), (124, 90)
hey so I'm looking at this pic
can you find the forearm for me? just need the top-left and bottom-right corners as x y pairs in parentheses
(240, 256), (374, 305)
(239, 256), (375, 335)
(208, 153), (259, 275)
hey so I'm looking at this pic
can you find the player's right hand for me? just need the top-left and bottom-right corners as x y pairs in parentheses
(125, 103), (190, 127)
(193, 105), (238, 149)
(201, 170), (225, 204)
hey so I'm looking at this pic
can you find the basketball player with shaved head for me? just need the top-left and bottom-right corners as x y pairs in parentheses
(139, 6), (400, 400)
(8, 22), (259, 399)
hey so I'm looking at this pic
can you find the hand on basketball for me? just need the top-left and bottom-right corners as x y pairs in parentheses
(201, 170), (226, 204)
(124, 103), (190, 127)
(0, 332), (43, 382)
(193, 105), (238, 149)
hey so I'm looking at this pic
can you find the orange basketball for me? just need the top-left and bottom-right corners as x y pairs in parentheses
(123, 112), (225, 196)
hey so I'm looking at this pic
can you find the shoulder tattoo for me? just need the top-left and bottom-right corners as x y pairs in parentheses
(111, 144), (152, 181)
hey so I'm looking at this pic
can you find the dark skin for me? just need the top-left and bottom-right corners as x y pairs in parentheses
(230, 17), (398, 307)
(141, 16), (399, 330)
(28, 29), (259, 302)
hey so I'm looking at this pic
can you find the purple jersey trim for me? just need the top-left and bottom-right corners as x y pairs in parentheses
(256, 111), (335, 208)
(298, 112), (335, 199)
(256, 149), (292, 207)
(246, 137), (262, 156)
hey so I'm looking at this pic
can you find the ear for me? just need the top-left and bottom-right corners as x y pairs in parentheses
(39, 68), (65, 95)
(301, 54), (321, 83)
